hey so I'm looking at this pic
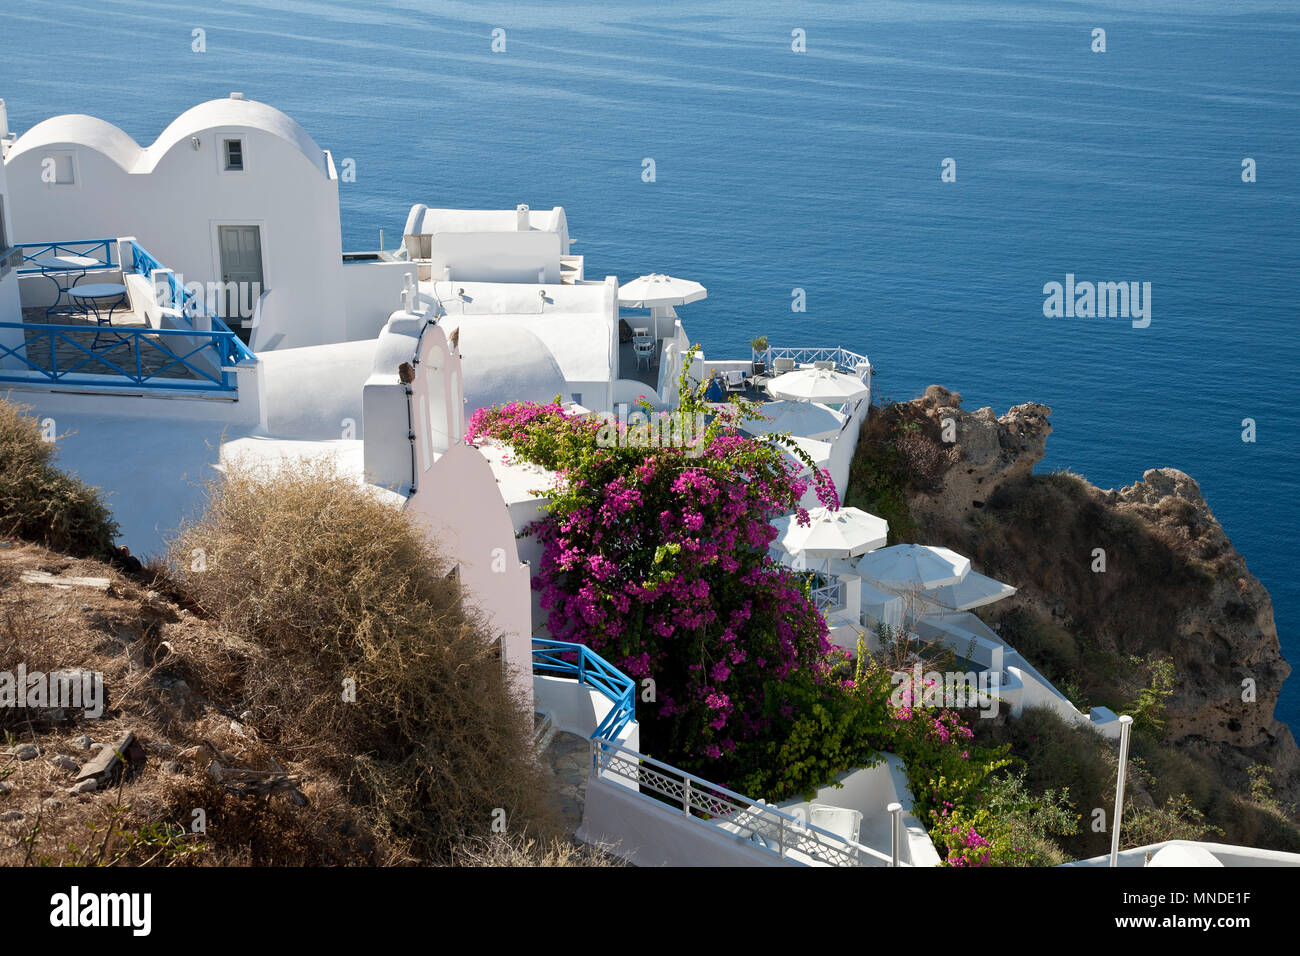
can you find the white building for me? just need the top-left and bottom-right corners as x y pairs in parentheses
(3, 93), (412, 350)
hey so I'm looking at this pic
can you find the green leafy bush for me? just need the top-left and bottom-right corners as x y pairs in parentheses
(0, 399), (118, 557)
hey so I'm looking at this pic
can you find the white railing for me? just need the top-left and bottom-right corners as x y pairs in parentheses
(592, 738), (901, 867)
(759, 346), (870, 377)
(810, 578), (846, 611)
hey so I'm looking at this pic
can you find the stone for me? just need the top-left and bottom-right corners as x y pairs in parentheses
(13, 744), (39, 761)
(42, 798), (63, 810)
(75, 730), (134, 783)
(161, 760), (181, 774)
(50, 755), (79, 772)
(76, 735), (93, 750)
(70, 778), (99, 794)
(0, 811), (23, 822)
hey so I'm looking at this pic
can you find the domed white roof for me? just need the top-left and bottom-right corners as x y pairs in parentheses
(153, 97), (328, 174)
(9, 114), (144, 172)
(458, 322), (568, 414)
(8, 96), (329, 176)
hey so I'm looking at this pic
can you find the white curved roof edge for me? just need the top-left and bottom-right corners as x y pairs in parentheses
(7, 96), (329, 176)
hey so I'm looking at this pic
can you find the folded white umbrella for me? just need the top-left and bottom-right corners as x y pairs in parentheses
(765, 367), (869, 404)
(854, 543), (971, 591)
(617, 273), (707, 308)
(741, 401), (846, 441)
(923, 570), (1016, 611)
(771, 507), (888, 560)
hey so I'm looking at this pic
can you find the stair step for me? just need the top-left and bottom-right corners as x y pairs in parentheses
(533, 712), (556, 756)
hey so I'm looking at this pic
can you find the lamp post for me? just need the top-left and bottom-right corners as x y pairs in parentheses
(1109, 714), (1135, 867)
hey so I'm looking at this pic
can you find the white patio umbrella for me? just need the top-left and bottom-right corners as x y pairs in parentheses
(854, 543), (971, 592)
(617, 273), (707, 308)
(771, 507), (889, 561)
(765, 367), (869, 404)
(741, 401), (846, 441)
(923, 570), (1016, 612)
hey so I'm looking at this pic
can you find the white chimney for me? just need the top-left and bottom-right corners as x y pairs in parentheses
(229, 91), (245, 101)
(516, 204), (530, 231)
(0, 99), (8, 139)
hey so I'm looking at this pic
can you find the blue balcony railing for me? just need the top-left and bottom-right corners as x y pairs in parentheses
(129, 240), (255, 365)
(0, 321), (242, 391)
(15, 239), (116, 274)
(531, 638), (635, 742)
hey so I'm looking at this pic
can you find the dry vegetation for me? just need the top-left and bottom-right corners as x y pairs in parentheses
(0, 399), (591, 866)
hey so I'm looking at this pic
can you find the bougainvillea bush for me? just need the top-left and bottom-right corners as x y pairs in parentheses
(468, 352), (1018, 853)
(468, 354), (863, 799)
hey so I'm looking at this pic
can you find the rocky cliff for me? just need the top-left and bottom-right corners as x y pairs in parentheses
(847, 385), (1300, 810)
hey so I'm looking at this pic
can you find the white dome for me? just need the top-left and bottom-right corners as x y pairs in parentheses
(8, 96), (329, 176)
(458, 322), (567, 414)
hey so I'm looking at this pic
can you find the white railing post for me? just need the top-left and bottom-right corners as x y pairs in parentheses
(682, 776), (692, 817)
(888, 802), (903, 867)
(1110, 714), (1134, 867)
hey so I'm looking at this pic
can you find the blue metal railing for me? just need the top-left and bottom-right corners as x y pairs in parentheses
(531, 638), (635, 742)
(15, 239), (116, 274)
(0, 321), (241, 391)
(129, 240), (256, 365)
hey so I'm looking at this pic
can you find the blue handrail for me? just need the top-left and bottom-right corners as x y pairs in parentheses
(532, 638), (635, 741)
(128, 240), (256, 365)
(15, 239), (116, 274)
(0, 321), (237, 391)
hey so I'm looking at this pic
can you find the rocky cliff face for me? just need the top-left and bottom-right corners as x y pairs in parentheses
(875, 386), (1299, 808)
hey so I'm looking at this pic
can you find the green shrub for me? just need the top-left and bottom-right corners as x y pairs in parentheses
(0, 398), (118, 557)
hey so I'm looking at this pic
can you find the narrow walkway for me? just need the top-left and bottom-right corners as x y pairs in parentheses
(541, 730), (589, 835)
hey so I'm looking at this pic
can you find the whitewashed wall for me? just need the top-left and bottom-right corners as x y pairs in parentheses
(5, 104), (348, 349)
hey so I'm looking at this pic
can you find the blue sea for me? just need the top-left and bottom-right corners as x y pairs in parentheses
(2, 1), (1297, 729)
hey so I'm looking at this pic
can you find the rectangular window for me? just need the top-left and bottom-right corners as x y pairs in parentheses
(47, 153), (75, 185)
(223, 139), (244, 171)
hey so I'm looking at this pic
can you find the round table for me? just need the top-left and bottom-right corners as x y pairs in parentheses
(69, 283), (129, 349)
(31, 254), (106, 315)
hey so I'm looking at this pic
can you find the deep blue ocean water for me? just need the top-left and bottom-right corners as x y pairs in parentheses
(2, 1), (1297, 729)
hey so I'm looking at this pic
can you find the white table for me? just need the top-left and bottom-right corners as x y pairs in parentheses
(30, 254), (107, 316)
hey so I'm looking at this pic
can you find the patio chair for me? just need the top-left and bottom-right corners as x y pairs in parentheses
(807, 804), (862, 844)
(724, 369), (746, 392)
(813, 360), (836, 371)
(773, 357), (796, 374)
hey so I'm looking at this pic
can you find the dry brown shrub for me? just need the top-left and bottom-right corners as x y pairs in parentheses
(447, 832), (627, 867)
(167, 458), (555, 862)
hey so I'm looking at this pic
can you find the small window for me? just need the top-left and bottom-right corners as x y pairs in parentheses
(223, 139), (244, 171)
(44, 153), (76, 185)
(0, 195), (8, 251)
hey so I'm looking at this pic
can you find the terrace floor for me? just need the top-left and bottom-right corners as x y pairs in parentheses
(18, 308), (204, 382)
(617, 338), (660, 389)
